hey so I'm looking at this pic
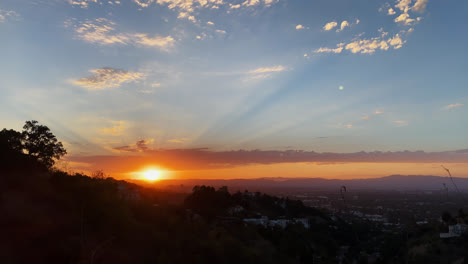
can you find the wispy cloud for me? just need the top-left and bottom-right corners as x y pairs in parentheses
(249, 65), (286, 74)
(0, 9), (20, 23)
(69, 148), (468, 171)
(113, 139), (153, 152)
(134, 0), (279, 23)
(319, 1), (429, 56)
(168, 137), (189, 143)
(393, 120), (409, 127)
(66, 18), (175, 51)
(444, 103), (464, 110)
(314, 43), (344, 54)
(131, 33), (175, 50)
(67, 0), (120, 8)
(73, 67), (145, 90)
(315, 29), (406, 55)
(100, 120), (127, 136)
(412, 0), (429, 12)
(241, 65), (287, 81)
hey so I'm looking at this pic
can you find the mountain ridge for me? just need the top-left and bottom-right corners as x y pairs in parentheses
(128, 174), (468, 191)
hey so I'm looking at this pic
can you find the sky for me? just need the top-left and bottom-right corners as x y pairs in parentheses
(1, 0), (467, 179)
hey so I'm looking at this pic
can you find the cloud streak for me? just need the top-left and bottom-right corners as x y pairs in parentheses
(315, 29), (406, 54)
(66, 18), (175, 51)
(444, 103), (464, 110)
(73, 67), (145, 90)
(133, 0), (279, 23)
(69, 147), (468, 172)
(0, 9), (20, 23)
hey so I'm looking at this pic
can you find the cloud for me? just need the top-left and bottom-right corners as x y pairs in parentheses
(375, 110), (384, 114)
(66, 18), (175, 51)
(323, 21), (338, 31)
(136, 0), (278, 23)
(243, 0), (279, 7)
(0, 9), (20, 23)
(316, 29), (406, 55)
(336, 21), (349, 32)
(392, 0), (428, 25)
(394, 12), (415, 25)
(100, 120), (127, 136)
(393, 120), (409, 127)
(215, 29), (227, 34)
(395, 0), (412, 13)
(113, 139), (153, 152)
(67, 0), (98, 8)
(68, 148), (468, 172)
(207, 21), (214, 25)
(177, 12), (197, 22)
(296, 24), (304, 30)
(444, 103), (464, 110)
(314, 43), (345, 54)
(412, 0), (429, 12)
(243, 65), (287, 81)
(318, 1), (428, 56)
(139, 89), (155, 94)
(249, 65), (286, 74)
(168, 137), (189, 143)
(73, 67), (145, 90)
(131, 33), (175, 51)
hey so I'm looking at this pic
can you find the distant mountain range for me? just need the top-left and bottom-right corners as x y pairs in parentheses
(130, 175), (468, 192)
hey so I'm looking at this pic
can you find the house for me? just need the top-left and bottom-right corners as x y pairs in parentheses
(117, 183), (141, 201)
(227, 205), (244, 215)
(440, 224), (468, 238)
(244, 216), (268, 227)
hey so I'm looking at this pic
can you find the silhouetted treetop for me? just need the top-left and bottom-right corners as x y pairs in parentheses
(1, 120), (67, 169)
(0, 129), (23, 152)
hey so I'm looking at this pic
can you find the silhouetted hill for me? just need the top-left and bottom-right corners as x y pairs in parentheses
(134, 175), (468, 192)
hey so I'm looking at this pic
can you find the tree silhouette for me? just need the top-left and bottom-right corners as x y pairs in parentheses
(0, 129), (23, 152)
(21, 120), (67, 168)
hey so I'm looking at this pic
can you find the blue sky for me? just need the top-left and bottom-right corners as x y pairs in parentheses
(1, 0), (467, 159)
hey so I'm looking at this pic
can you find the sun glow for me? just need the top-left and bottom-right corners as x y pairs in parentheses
(143, 170), (161, 181)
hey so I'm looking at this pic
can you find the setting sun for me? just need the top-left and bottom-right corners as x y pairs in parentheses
(143, 170), (161, 181)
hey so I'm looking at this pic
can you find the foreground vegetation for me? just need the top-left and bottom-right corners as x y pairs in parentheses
(2, 121), (468, 263)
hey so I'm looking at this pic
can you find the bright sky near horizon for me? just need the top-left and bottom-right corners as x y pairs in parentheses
(1, 0), (467, 178)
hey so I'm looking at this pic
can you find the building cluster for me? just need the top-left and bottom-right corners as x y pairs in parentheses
(440, 224), (468, 238)
(243, 216), (310, 229)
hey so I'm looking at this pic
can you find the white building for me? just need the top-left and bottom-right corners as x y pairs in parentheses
(440, 224), (468, 238)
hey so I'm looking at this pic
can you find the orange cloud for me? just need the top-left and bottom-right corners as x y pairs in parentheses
(67, 147), (468, 177)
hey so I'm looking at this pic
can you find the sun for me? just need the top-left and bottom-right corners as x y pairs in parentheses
(143, 170), (161, 181)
